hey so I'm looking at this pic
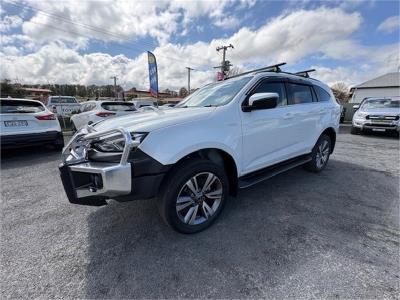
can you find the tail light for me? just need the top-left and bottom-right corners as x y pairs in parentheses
(35, 114), (56, 120)
(96, 112), (116, 117)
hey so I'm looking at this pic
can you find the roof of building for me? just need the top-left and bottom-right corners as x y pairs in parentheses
(352, 72), (400, 89)
(23, 87), (52, 93)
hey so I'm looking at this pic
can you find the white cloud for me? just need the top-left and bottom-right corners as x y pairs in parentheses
(0, 15), (23, 32)
(214, 16), (240, 29)
(0, 6), (398, 90)
(377, 16), (400, 33)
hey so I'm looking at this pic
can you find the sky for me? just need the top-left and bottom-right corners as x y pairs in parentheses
(0, 0), (399, 91)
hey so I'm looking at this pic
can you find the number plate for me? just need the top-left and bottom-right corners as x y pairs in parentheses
(4, 120), (28, 127)
(372, 128), (385, 132)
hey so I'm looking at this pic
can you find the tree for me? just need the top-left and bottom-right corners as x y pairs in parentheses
(179, 87), (188, 98)
(0, 79), (26, 98)
(331, 82), (350, 104)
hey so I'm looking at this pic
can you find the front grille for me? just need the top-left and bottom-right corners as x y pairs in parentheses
(366, 115), (399, 121)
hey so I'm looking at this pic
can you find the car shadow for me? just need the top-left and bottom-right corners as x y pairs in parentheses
(1, 145), (62, 170)
(84, 159), (399, 298)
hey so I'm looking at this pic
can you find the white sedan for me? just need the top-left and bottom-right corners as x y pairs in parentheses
(0, 98), (64, 150)
(70, 100), (137, 130)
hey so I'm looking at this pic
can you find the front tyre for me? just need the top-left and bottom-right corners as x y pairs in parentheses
(305, 134), (331, 173)
(157, 159), (229, 234)
(351, 126), (361, 135)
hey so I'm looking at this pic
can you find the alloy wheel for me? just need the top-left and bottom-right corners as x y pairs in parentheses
(176, 172), (223, 226)
(316, 140), (330, 169)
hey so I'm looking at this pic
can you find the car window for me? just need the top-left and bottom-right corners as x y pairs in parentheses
(252, 81), (287, 106)
(0, 100), (45, 113)
(314, 85), (331, 102)
(49, 97), (77, 104)
(287, 83), (313, 105)
(101, 102), (136, 111)
(81, 103), (95, 112)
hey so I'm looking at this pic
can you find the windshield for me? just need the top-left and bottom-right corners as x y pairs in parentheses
(50, 97), (77, 104)
(361, 99), (400, 109)
(176, 76), (253, 108)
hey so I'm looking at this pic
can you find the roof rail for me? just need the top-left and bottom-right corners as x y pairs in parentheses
(294, 69), (316, 78)
(226, 62), (286, 79)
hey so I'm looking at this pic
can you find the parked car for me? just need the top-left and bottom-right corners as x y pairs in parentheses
(59, 69), (340, 233)
(131, 98), (156, 109)
(0, 98), (64, 150)
(47, 96), (81, 117)
(70, 100), (136, 130)
(351, 97), (400, 136)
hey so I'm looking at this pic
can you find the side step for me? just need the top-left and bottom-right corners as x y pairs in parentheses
(238, 154), (312, 189)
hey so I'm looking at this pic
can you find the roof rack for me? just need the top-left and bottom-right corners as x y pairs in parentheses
(294, 69), (316, 78)
(227, 62), (286, 79)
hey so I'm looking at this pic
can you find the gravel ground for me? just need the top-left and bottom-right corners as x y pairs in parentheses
(1, 129), (399, 299)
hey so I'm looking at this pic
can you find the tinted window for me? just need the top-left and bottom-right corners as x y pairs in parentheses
(314, 85), (331, 102)
(82, 103), (95, 112)
(287, 83), (313, 104)
(252, 82), (287, 106)
(0, 100), (45, 113)
(101, 102), (136, 111)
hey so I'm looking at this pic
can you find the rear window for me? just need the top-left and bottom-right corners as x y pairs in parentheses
(49, 97), (77, 104)
(0, 100), (45, 113)
(101, 102), (136, 111)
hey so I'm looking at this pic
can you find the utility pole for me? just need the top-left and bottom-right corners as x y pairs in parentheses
(186, 67), (194, 94)
(110, 76), (118, 99)
(215, 44), (234, 79)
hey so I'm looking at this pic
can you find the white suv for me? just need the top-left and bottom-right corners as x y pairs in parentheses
(59, 67), (340, 233)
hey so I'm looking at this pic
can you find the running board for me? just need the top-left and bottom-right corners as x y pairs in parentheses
(238, 155), (312, 189)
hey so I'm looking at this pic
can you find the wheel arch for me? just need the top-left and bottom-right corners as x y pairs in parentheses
(321, 127), (336, 153)
(163, 148), (239, 196)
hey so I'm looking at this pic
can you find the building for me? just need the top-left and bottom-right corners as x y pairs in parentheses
(22, 87), (52, 102)
(124, 87), (173, 99)
(350, 72), (400, 103)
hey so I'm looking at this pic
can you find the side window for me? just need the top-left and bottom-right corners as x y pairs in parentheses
(314, 85), (331, 102)
(287, 83), (313, 105)
(252, 81), (287, 106)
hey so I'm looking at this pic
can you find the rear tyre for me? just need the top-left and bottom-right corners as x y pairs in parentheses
(304, 134), (331, 173)
(351, 126), (361, 135)
(157, 159), (229, 234)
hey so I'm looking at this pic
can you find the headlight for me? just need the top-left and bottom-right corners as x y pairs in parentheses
(92, 132), (147, 152)
(354, 111), (368, 119)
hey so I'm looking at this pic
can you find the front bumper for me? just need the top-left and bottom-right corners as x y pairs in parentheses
(352, 119), (399, 132)
(59, 127), (168, 206)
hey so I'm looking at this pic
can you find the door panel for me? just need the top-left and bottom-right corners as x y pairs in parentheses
(241, 80), (302, 174)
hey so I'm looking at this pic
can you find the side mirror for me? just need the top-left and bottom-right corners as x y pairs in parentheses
(243, 92), (278, 112)
(353, 104), (360, 111)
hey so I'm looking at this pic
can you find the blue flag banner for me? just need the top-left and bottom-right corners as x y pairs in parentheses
(147, 51), (158, 97)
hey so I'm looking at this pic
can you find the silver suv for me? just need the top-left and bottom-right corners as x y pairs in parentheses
(351, 97), (400, 136)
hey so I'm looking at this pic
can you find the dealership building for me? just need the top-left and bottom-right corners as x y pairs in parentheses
(350, 72), (400, 103)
